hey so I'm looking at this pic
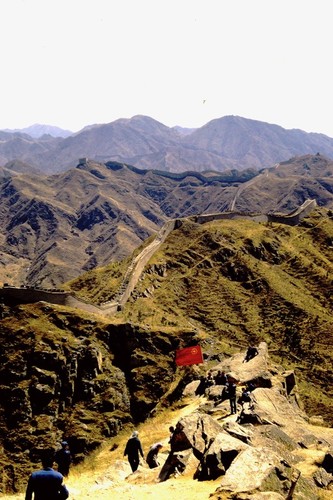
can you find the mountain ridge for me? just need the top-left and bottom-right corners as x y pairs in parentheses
(0, 154), (332, 288)
(2, 115), (333, 174)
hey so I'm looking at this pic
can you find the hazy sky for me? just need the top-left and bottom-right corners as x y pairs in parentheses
(1, 0), (332, 136)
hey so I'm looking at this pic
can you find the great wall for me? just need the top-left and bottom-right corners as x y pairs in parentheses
(0, 199), (317, 316)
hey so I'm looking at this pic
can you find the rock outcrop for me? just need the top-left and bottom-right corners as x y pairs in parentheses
(172, 342), (333, 498)
(0, 303), (198, 494)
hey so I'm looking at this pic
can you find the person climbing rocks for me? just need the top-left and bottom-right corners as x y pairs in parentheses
(168, 426), (175, 444)
(146, 443), (163, 469)
(159, 422), (191, 481)
(25, 450), (69, 500)
(243, 345), (259, 363)
(55, 441), (72, 477)
(124, 430), (144, 472)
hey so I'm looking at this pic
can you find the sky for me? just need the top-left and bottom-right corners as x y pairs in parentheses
(1, 0), (333, 136)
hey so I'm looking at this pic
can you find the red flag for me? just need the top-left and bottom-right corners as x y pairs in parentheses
(175, 345), (203, 366)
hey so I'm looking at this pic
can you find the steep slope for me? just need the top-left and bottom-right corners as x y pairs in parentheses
(70, 208), (333, 425)
(182, 115), (333, 170)
(0, 155), (332, 288)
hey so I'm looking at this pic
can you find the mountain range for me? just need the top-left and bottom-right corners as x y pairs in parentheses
(2, 115), (333, 174)
(0, 153), (332, 287)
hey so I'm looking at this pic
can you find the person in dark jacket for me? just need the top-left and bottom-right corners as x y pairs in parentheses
(225, 380), (237, 414)
(124, 431), (144, 472)
(55, 441), (72, 477)
(243, 345), (259, 363)
(146, 443), (163, 469)
(25, 451), (69, 500)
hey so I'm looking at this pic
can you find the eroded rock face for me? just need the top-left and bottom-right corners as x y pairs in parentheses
(0, 325), (132, 492)
(0, 306), (192, 493)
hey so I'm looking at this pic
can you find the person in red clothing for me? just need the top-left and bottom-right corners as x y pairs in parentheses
(25, 450), (69, 500)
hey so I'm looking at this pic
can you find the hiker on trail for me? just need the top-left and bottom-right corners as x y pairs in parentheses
(124, 430), (144, 472)
(243, 345), (259, 363)
(55, 441), (72, 477)
(25, 450), (69, 500)
(225, 380), (237, 415)
(146, 443), (163, 469)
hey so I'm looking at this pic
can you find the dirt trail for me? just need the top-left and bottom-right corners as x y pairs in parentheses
(6, 398), (223, 500)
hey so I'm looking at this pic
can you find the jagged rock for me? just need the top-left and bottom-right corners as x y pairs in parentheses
(254, 425), (298, 455)
(177, 412), (224, 458)
(313, 467), (333, 488)
(222, 421), (253, 444)
(195, 431), (249, 480)
(158, 449), (195, 482)
(216, 493), (284, 500)
(214, 447), (317, 499)
(182, 380), (200, 396)
(206, 385), (224, 401)
(212, 342), (274, 387)
(215, 447), (281, 493)
(207, 399), (231, 420)
(242, 387), (305, 428)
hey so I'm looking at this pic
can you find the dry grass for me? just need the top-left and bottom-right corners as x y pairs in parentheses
(5, 397), (223, 500)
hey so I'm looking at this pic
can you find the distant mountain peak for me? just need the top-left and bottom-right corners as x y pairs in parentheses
(2, 123), (73, 139)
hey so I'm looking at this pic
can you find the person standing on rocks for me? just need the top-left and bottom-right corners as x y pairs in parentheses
(226, 379), (237, 415)
(55, 441), (72, 477)
(25, 450), (69, 500)
(124, 430), (144, 472)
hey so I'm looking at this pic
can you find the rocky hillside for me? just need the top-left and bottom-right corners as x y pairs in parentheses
(0, 154), (332, 288)
(2, 115), (333, 174)
(1, 207), (332, 496)
(69, 207), (333, 424)
(3, 340), (333, 498)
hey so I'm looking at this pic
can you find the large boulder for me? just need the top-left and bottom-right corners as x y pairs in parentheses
(195, 431), (249, 480)
(239, 387), (306, 428)
(212, 342), (274, 387)
(214, 447), (317, 499)
(177, 412), (224, 458)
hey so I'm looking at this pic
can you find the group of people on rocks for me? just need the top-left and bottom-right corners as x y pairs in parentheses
(24, 345), (260, 497)
(123, 422), (192, 481)
(195, 344), (259, 415)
